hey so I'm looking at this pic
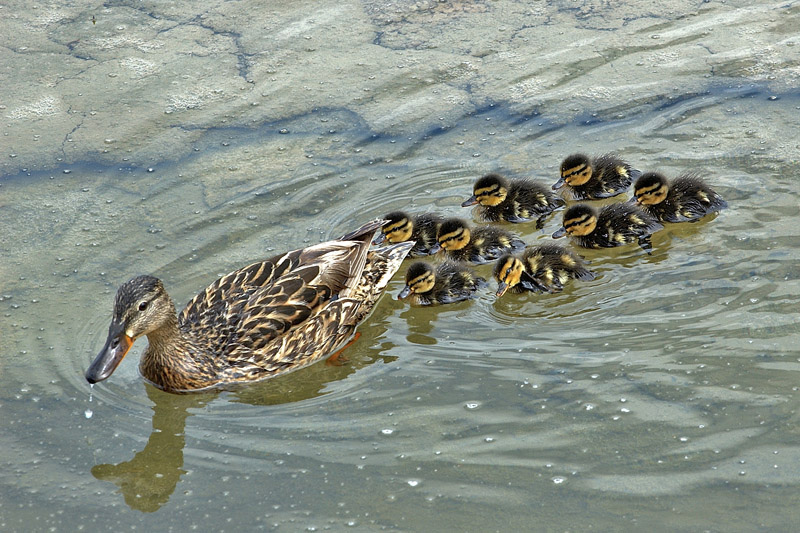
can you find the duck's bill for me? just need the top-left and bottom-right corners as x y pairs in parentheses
(86, 322), (133, 384)
(495, 281), (509, 298)
(397, 286), (412, 299)
(429, 242), (442, 254)
(372, 232), (387, 245)
(552, 177), (565, 190)
(461, 196), (478, 207)
(551, 227), (567, 239)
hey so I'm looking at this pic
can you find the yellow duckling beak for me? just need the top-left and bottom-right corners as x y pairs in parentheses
(461, 195), (479, 207)
(86, 321), (134, 384)
(496, 281), (509, 298)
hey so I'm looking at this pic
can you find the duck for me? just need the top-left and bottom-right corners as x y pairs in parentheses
(431, 217), (526, 264)
(632, 171), (728, 223)
(552, 203), (663, 253)
(494, 244), (596, 297)
(372, 210), (443, 257)
(461, 173), (565, 225)
(553, 153), (641, 200)
(85, 220), (414, 393)
(397, 260), (487, 305)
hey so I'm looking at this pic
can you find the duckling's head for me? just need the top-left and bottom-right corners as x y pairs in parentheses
(552, 204), (598, 238)
(462, 173), (509, 207)
(433, 218), (472, 252)
(493, 254), (524, 297)
(86, 275), (176, 384)
(398, 262), (436, 299)
(374, 211), (414, 245)
(554, 154), (593, 189)
(633, 172), (669, 206)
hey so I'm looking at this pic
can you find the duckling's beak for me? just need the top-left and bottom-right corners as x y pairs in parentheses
(552, 177), (566, 190)
(429, 242), (442, 254)
(496, 281), (509, 298)
(86, 320), (133, 384)
(372, 232), (387, 245)
(397, 286), (412, 299)
(551, 227), (567, 239)
(461, 195), (479, 207)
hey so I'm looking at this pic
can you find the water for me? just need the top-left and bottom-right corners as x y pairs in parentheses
(3, 0), (800, 530)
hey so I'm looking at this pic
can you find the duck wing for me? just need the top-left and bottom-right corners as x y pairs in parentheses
(178, 220), (383, 359)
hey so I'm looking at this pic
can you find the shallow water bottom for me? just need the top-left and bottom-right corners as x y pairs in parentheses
(3, 0), (800, 528)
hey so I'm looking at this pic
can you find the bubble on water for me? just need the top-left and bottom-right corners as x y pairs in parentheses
(84, 409), (93, 419)
(407, 479), (420, 487)
(552, 477), (565, 484)
(464, 401), (480, 410)
(380, 428), (394, 435)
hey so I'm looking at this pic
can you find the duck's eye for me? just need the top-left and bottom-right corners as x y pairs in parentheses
(138, 300), (149, 312)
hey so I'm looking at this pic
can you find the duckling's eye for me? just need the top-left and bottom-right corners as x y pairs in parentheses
(138, 300), (149, 312)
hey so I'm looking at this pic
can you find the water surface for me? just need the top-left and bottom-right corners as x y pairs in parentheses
(2, 0), (800, 530)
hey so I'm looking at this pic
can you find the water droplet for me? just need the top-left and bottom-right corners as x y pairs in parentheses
(552, 477), (565, 484)
(465, 401), (480, 410)
(380, 428), (393, 435)
(407, 479), (420, 487)
(84, 409), (93, 419)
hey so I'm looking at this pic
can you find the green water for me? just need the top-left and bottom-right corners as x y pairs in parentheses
(3, 0), (800, 530)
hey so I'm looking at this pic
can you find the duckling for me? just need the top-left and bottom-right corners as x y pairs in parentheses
(398, 260), (487, 305)
(431, 217), (526, 264)
(632, 171), (727, 223)
(462, 173), (565, 226)
(552, 203), (663, 253)
(553, 153), (641, 200)
(373, 211), (444, 257)
(494, 244), (596, 297)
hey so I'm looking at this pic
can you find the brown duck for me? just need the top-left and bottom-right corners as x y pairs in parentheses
(86, 220), (413, 392)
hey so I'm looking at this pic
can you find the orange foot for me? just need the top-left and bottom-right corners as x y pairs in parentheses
(326, 332), (361, 366)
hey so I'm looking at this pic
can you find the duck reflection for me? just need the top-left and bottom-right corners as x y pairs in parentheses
(90, 301), (399, 512)
(91, 386), (209, 513)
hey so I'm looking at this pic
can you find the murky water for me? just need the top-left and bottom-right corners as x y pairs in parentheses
(3, 0), (800, 530)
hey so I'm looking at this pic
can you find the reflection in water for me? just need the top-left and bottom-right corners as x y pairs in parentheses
(89, 300), (401, 512)
(91, 387), (212, 513)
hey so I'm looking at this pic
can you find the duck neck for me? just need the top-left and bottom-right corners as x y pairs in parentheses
(139, 310), (206, 392)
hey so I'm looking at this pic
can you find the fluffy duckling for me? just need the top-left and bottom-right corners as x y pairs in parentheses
(431, 217), (526, 264)
(553, 153), (640, 200)
(398, 261), (487, 305)
(552, 203), (663, 253)
(632, 171), (727, 223)
(373, 211), (444, 257)
(462, 173), (565, 225)
(494, 244), (596, 297)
